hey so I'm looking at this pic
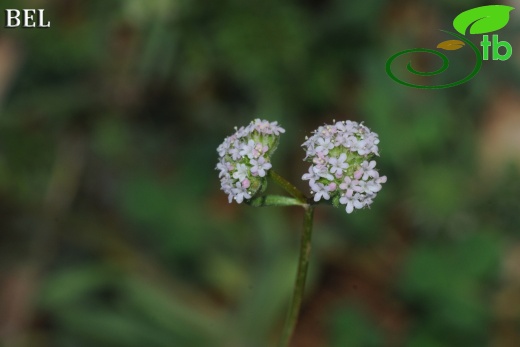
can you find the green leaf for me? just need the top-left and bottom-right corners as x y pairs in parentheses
(247, 195), (305, 207)
(453, 5), (514, 35)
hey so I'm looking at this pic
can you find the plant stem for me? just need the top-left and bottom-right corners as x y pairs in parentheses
(266, 169), (314, 346)
(268, 170), (307, 204)
(278, 205), (315, 347)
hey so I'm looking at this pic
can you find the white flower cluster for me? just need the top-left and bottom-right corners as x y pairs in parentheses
(302, 120), (387, 213)
(216, 119), (285, 203)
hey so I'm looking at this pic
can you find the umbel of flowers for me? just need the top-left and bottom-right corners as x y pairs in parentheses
(216, 118), (387, 347)
(216, 119), (285, 203)
(301, 120), (387, 213)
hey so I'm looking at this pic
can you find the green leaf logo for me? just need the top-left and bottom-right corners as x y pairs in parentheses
(436, 39), (465, 51)
(453, 5), (515, 35)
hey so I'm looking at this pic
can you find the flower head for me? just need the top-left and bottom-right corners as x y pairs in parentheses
(216, 119), (284, 203)
(302, 120), (386, 213)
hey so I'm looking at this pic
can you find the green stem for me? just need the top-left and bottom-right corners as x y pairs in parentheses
(278, 205), (314, 347)
(268, 170), (307, 204)
(247, 195), (306, 207)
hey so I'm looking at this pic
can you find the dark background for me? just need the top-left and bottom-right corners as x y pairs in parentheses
(1, 0), (520, 346)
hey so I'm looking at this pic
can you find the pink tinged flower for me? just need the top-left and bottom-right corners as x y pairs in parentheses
(232, 163), (249, 181)
(310, 181), (330, 202)
(353, 169), (363, 180)
(253, 119), (272, 133)
(327, 182), (337, 191)
(252, 142), (268, 158)
(329, 153), (349, 174)
(321, 125), (337, 137)
(312, 151), (328, 166)
(242, 179), (251, 189)
(250, 157), (272, 177)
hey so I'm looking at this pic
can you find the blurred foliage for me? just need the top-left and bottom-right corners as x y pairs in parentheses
(1, 0), (520, 346)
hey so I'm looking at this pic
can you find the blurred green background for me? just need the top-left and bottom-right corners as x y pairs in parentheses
(1, 0), (520, 346)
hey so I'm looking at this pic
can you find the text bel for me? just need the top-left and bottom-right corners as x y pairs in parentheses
(4, 9), (50, 28)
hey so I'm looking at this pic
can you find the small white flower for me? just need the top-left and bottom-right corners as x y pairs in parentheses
(302, 166), (317, 181)
(232, 182), (251, 203)
(335, 120), (356, 133)
(313, 165), (334, 181)
(339, 176), (357, 197)
(353, 180), (370, 194)
(250, 157), (272, 177)
(221, 176), (233, 193)
(239, 139), (256, 158)
(366, 174), (387, 193)
(310, 181), (330, 202)
(233, 163), (249, 181)
(229, 142), (242, 160)
(360, 160), (377, 180)
(352, 139), (368, 155)
(217, 141), (230, 157)
(270, 121), (286, 135)
(329, 153), (349, 174)
(235, 126), (250, 138)
(340, 193), (364, 214)
(216, 161), (230, 178)
(366, 179), (382, 193)
(315, 137), (334, 154)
